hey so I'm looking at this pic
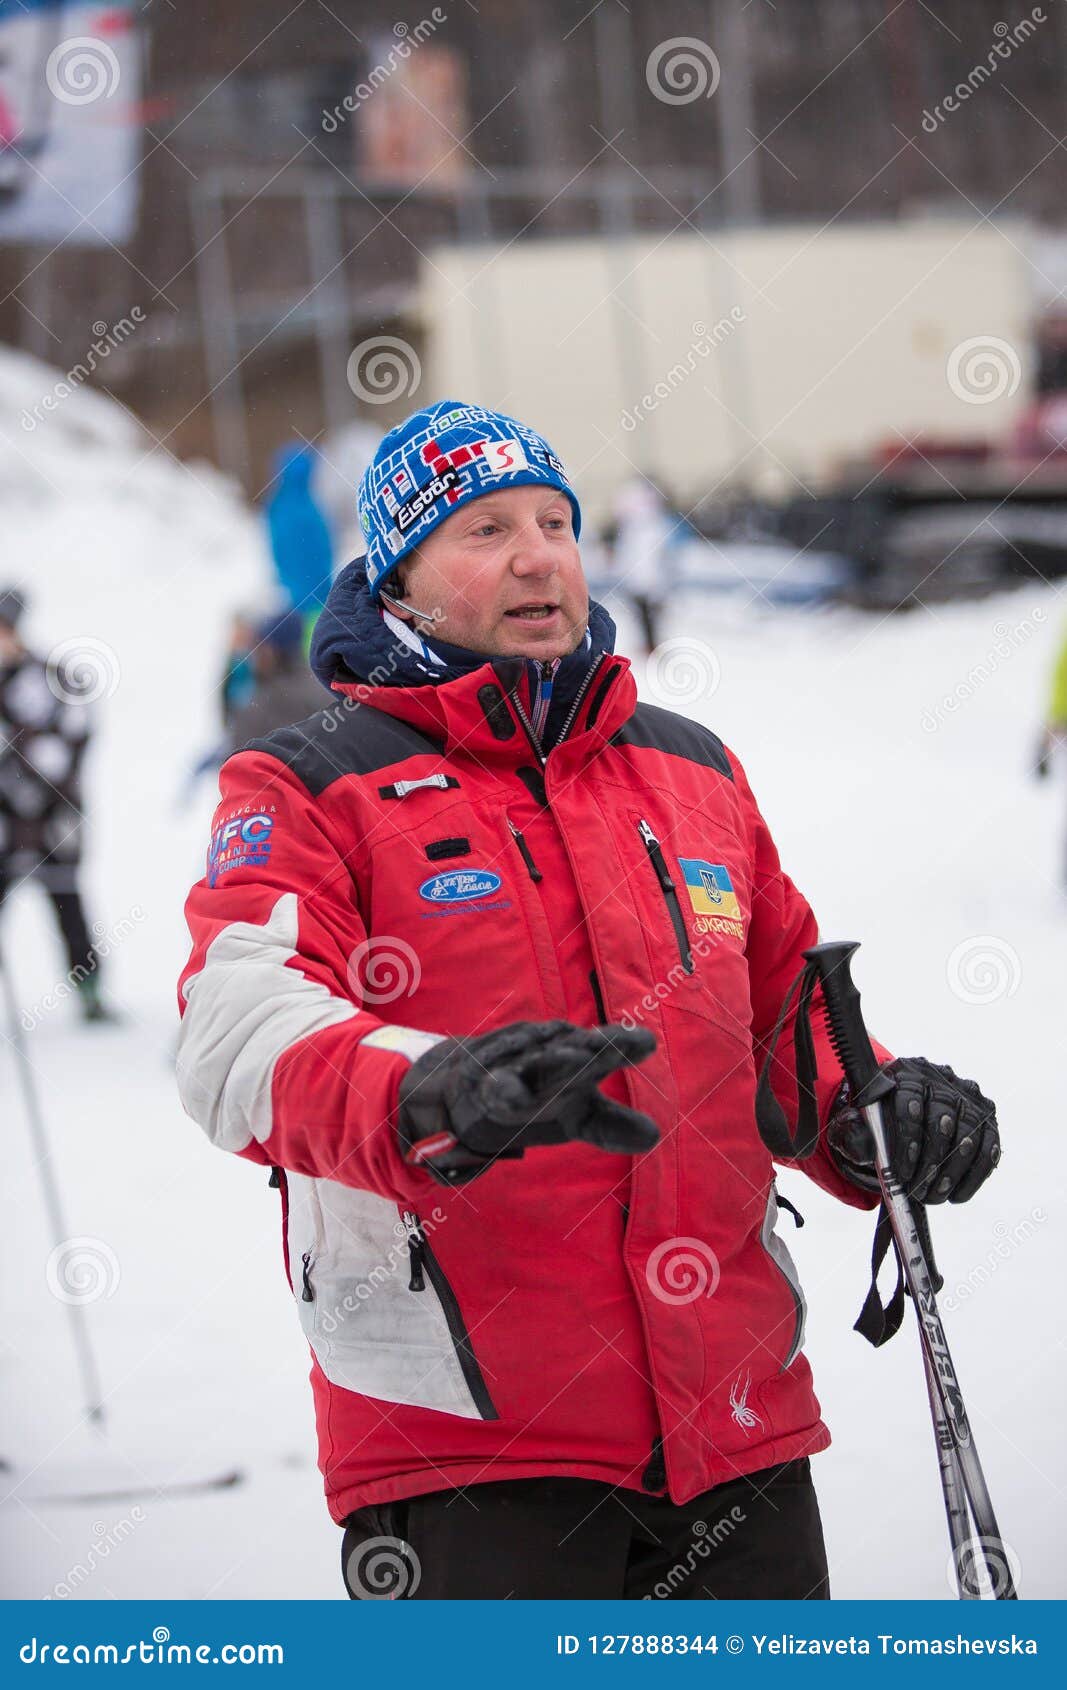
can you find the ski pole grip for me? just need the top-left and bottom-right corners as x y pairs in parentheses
(802, 940), (892, 1105)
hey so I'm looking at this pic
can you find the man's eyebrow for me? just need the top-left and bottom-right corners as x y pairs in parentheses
(484, 491), (570, 511)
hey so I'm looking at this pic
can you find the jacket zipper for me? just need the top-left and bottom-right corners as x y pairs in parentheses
(764, 1186), (806, 1371)
(508, 651), (608, 766)
(555, 651), (607, 747)
(401, 1211), (498, 1419)
(507, 816), (543, 882)
(509, 689), (546, 765)
(300, 1250), (315, 1302)
(641, 1433), (667, 1492)
(637, 819), (694, 974)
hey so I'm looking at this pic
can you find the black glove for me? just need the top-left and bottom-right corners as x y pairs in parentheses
(828, 1056), (1001, 1204)
(398, 1019), (660, 1183)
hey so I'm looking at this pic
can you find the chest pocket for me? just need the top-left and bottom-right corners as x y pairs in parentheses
(361, 794), (547, 1030)
(624, 803), (755, 1053)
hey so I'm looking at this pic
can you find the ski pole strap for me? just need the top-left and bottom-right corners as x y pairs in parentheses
(754, 958), (821, 1161)
(854, 1204), (906, 1347)
(854, 1200), (945, 1347)
(907, 1201), (944, 1298)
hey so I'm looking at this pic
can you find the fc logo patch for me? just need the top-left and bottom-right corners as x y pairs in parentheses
(677, 857), (744, 938)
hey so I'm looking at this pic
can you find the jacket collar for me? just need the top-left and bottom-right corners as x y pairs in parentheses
(328, 647), (637, 768)
(310, 558), (633, 765)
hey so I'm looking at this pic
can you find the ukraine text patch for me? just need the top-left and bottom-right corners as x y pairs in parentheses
(678, 857), (744, 937)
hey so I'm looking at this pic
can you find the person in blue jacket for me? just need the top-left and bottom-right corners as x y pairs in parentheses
(265, 444), (335, 646)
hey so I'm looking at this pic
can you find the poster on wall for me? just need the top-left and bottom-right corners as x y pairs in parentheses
(358, 37), (468, 189)
(0, 0), (140, 245)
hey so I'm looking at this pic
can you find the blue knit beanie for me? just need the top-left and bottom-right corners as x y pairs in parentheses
(357, 399), (582, 600)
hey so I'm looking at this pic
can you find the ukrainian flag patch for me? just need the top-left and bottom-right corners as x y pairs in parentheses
(678, 858), (744, 936)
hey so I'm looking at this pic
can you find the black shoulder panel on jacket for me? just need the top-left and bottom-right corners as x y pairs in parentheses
(234, 700), (446, 796)
(609, 703), (733, 780)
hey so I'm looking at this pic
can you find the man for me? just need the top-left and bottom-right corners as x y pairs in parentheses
(176, 401), (1000, 1600)
(0, 587), (114, 1023)
(608, 475), (682, 656)
(223, 610), (326, 751)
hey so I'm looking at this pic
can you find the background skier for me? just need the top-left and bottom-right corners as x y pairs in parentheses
(264, 443), (337, 649)
(0, 588), (115, 1024)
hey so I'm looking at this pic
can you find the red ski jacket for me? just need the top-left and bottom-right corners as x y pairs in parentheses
(177, 647), (884, 1524)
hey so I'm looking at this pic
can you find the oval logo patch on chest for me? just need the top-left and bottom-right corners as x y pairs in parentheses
(418, 868), (502, 903)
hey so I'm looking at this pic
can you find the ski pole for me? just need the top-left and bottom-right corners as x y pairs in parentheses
(802, 939), (1016, 1601)
(0, 939), (106, 1429)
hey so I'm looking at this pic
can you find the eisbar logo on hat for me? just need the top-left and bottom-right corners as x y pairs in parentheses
(357, 400), (582, 599)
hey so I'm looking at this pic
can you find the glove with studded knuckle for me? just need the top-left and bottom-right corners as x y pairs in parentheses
(398, 1018), (660, 1184)
(827, 1055), (1001, 1204)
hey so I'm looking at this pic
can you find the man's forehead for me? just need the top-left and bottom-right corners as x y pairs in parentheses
(439, 484), (572, 527)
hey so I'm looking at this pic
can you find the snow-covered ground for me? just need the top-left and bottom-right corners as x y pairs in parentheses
(1, 349), (1064, 1600)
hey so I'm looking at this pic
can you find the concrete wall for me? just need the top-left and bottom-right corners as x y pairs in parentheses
(419, 219), (1033, 520)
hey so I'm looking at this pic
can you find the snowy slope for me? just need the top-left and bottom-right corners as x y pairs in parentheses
(1, 353), (1064, 1599)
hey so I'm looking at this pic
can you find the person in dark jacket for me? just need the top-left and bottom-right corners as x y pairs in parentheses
(177, 402), (1001, 1600)
(225, 610), (329, 749)
(0, 588), (115, 1023)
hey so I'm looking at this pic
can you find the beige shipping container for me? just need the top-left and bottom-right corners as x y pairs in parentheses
(418, 219), (1033, 521)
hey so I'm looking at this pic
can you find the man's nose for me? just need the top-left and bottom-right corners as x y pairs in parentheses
(509, 522), (557, 576)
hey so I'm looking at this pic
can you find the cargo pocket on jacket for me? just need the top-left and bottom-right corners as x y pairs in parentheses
(284, 1173), (496, 1420)
(400, 1210), (498, 1421)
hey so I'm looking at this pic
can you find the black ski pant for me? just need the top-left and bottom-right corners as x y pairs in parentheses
(341, 1457), (830, 1600)
(0, 871), (96, 980)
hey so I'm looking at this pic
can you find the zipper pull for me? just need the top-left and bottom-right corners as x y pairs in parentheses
(402, 1211), (426, 1292)
(507, 816), (543, 882)
(776, 1192), (805, 1229)
(300, 1251), (315, 1302)
(638, 819), (676, 891)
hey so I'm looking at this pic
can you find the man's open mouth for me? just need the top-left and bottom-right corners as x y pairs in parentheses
(504, 603), (559, 620)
